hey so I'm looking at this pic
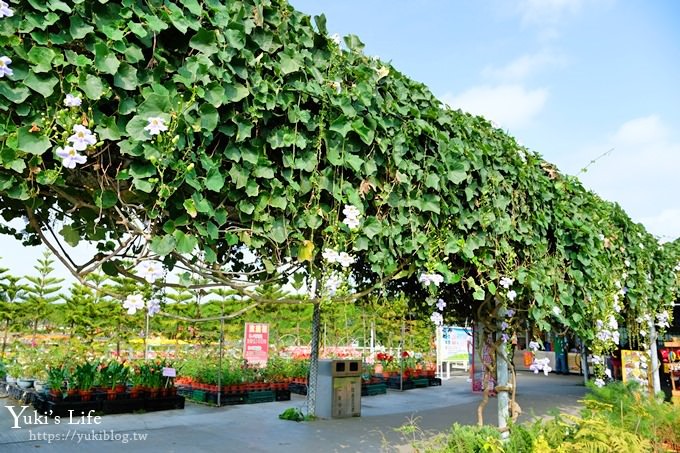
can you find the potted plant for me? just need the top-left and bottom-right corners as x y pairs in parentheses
(47, 365), (67, 399)
(73, 361), (98, 401)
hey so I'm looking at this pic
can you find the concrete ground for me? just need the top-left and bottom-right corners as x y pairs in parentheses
(0, 372), (587, 453)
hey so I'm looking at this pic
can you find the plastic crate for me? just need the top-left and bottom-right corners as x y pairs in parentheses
(412, 378), (429, 388)
(245, 390), (275, 404)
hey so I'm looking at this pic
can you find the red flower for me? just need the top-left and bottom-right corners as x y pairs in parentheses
(401, 351), (410, 358)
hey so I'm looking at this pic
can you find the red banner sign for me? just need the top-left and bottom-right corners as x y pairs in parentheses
(243, 323), (269, 366)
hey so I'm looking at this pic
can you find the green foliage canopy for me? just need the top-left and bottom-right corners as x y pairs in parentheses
(0, 0), (677, 352)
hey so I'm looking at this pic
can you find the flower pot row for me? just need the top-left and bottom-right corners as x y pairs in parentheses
(45, 385), (177, 402)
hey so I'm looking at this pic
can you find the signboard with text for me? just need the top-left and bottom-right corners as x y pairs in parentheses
(243, 323), (269, 366)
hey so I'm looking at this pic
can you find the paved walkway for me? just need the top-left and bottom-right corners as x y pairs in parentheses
(0, 372), (587, 452)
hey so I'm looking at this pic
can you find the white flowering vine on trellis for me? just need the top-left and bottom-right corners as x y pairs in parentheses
(319, 205), (361, 298)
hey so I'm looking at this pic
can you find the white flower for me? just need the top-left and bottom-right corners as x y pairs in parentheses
(336, 251), (355, 268)
(324, 273), (343, 296)
(430, 311), (443, 326)
(0, 55), (12, 78)
(147, 299), (161, 316)
(499, 277), (514, 289)
(605, 368), (612, 378)
(138, 261), (164, 283)
(507, 290), (517, 301)
(343, 204), (360, 219)
(419, 273), (444, 287)
(598, 234), (605, 241)
(528, 340), (540, 351)
(144, 117), (168, 136)
(614, 280), (621, 289)
(331, 81), (342, 94)
(640, 329), (647, 337)
(330, 33), (341, 45)
(639, 243), (644, 249)
(342, 204), (361, 230)
(591, 355), (603, 365)
(322, 248), (340, 264)
(543, 365), (552, 376)
(552, 306), (561, 316)
(656, 310), (670, 329)
(594, 378), (605, 388)
(436, 299), (446, 311)
(64, 93), (82, 108)
(0, 1), (12, 18)
(608, 315), (618, 330)
(56, 145), (87, 168)
(67, 125), (97, 151)
(376, 66), (389, 80)
(624, 259), (631, 267)
(123, 294), (145, 315)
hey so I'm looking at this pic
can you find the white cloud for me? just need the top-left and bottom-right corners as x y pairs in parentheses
(518, 0), (585, 24)
(640, 209), (680, 242)
(442, 84), (548, 130)
(517, 0), (613, 25)
(482, 51), (567, 81)
(559, 115), (680, 240)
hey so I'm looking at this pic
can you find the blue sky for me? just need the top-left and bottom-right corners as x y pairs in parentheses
(291, 0), (680, 240)
(1, 0), (679, 281)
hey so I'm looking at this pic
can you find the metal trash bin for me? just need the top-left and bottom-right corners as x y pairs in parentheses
(317, 359), (362, 418)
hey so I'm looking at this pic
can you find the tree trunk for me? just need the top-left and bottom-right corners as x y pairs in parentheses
(1, 319), (10, 358)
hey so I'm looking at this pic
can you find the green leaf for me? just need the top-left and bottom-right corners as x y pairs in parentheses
(199, 103), (219, 132)
(204, 84), (225, 107)
(183, 199), (198, 218)
(362, 218), (381, 239)
(27, 47), (56, 73)
(81, 74), (105, 100)
(189, 29), (218, 55)
(101, 261), (119, 277)
(128, 22), (148, 38)
(150, 234), (176, 256)
(24, 72), (58, 97)
(351, 118), (375, 145)
(94, 43), (120, 75)
(224, 83), (249, 102)
(279, 54), (301, 74)
(425, 174), (440, 190)
(174, 230), (198, 254)
(254, 167), (274, 179)
(225, 29), (245, 50)
(314, 14), (328, 34)
(94, 189), (117, 209)
(69, 16), (93, 39)
(17, 128), (51, 155)
(0, 82), (30, 103)
(343, 34), (365, 52)
(48, 0), (72, 13)
(59, 225), (80, 247)
(473, 288), (486, 301)
(113, 63), (138, 90)
(205, 168), (224, 192)
(447, 162), (467, 184)
(329, 115), (352, 137)
(269, 219), (287, 244)
(238, 200), (255, 215)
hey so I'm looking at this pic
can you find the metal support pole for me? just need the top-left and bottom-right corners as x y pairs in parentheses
(649, 321), (661, 394)
(580, 337), (589, 384)
(307, 301), (321, 417)
(496, 305), (510, 438)
(218, 317), (224, 407)
(144, 312), (150, 360)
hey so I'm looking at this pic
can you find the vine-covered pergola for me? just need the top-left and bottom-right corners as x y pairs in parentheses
(0, 0), (677, 428)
